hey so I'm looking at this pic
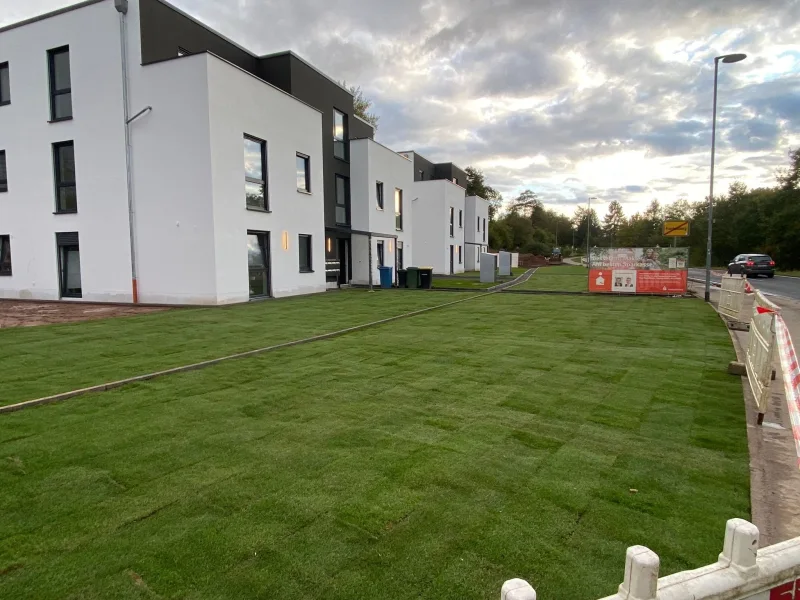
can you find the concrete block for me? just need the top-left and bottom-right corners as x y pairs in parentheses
(618, 545), (659, 600)
(728, 361), (747, 377)
(501, 579), (536, 600)
(718, 518), (759, 572)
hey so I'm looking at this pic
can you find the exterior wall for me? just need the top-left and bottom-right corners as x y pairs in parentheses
(349, 138), (412, 285)
(0, 0), (133, 302)
(411, 180), (466, 275)
(205, 54), (326, 300)
(465, 195), (489, 271)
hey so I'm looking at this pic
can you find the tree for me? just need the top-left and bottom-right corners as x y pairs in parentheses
(341, 82), (379, 130)
(777, 148), (800, 191)
(602, 200), (625, 247)
(465, 167), (503, 220)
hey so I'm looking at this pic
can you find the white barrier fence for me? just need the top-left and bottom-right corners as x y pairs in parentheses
(501, 519), (800, 600)
(719, 274), (748, 322)
(746, 291), (781, 419)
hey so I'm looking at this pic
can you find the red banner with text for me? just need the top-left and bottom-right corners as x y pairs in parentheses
(588, 247), (688, 295)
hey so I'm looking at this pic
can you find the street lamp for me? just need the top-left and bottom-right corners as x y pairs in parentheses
(705, 53), (747, 302)
(587, 196), (597, 266)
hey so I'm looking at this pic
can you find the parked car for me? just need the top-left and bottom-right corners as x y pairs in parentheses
(728, 254), (775, 278)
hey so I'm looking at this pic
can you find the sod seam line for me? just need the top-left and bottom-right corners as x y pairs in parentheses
(0, 292), (496, 414)
(501, 268), (538, 290)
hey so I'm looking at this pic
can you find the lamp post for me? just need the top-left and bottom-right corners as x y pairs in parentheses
(587, 197), (597, 267)
(705, 53), (747, 302)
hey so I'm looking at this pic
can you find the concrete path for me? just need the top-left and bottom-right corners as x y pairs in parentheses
(689, 281), (800, 545)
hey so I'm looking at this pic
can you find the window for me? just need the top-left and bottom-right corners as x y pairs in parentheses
(0, 151), (7, 192)
(483, 218), (486, 242)
(296, 153), (310, 193)
(395, 188), (403, 231)
(459, 209), (463, 228)
(335, 174), (349, 225)
(0, 62), (9, 106)
(56, 232), (81, 298)
(0, 235), (11, 276)
(299, 234), (313, 272)
(333, 109), (348, 160)
(376, 181), (384, 209)
(419, 169), (424, 180)
(458, 245), (462, 264)
(397, 241), (403, 270)
(449, 207), (454, 237)
(247, 231), (270, 298)
(53, 141), (76, 213)
(48, 46), (72, 121)
(377, 240), (384, 267)
(453, 177), (459, 185)
(244, 135), (267, 210)
(477, 216), (480, 231)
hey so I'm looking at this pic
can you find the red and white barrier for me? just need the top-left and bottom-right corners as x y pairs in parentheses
(776, 315), (800, 469)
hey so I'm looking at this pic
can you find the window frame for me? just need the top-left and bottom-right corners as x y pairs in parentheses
(0, 150), (7, 192)
(247, 230), (271, 299)
(0, 235), (11, 276)
(483, 218), (486, 242)
(299, 234), (313, 273)
(459, 209), (463, 228)
(52, 141), (77, 213)
(296, 152), (311, 194)
(244, 134), (269, 211)
(0, 62), (10, 106)
(477, 215), (480, 231)
(396, 241), (404, 270)
(377, 240), (385, 268)
(376, 181), (384, 210)
(458, 245), (462, 264)
(47, 46), (72, 122)
(333, 108), (348, 161)
(56, 232), (81, 298)
(449, 207), (454, 237)
(334, 174), (350, 226)
(395, 188), (403, 231)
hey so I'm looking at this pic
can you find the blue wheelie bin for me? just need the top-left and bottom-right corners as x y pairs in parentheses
(378, 266), (394, 289)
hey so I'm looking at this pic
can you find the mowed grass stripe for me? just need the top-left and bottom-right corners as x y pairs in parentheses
(0, 294), (748, 600)
(0, 290), (475, 407)
(514, 265), (589, 292)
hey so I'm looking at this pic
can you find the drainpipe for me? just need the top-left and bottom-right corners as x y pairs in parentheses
(115, 0), (139, 303)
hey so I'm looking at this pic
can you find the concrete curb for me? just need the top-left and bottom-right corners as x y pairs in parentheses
(1, 291), (494, 415)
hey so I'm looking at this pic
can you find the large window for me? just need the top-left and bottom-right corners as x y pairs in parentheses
(56, 232), (81, 298)
(296, 153), (310, 193)
(449, 207), (454, 237)
(333, 109), (348, 160)
(244, 135), (267, 210)
(335, 174), (349, 225)
(0, 151), (7, 192)
(299, 234), (313, 272)
(0, 235), (11, 276)
(376, 181), (384, 210)
(395, 188), (403, 231)
(377, 240), (384, 267)
(247, 231), (270, 298)
(0, 62), (9, 106)
(48, 46), (72, 121)
(53, 141), (76, 213)
(459, 209), (463, 228)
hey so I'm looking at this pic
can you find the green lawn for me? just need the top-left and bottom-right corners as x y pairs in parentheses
(0, 290), (471, 407)
(0, 293), (749, 600)
(777, 271), (800, 277)
(513, 265), (589, 292)
(433, 268), (528, 289)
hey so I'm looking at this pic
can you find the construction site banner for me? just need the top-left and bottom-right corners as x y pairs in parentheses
(588, 247), (689, 295)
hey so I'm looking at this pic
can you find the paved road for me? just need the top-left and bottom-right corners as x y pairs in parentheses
(688, 268), (800, 300)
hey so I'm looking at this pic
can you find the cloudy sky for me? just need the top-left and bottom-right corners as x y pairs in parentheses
(4, 0), (799, 217)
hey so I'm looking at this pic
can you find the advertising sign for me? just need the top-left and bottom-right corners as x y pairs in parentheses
(589, 247), (688, 295)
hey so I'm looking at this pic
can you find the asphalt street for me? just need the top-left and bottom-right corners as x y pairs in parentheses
(688, 268), (800, 300)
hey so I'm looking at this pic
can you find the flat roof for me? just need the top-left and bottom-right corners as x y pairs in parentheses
(351, 137), (411, 161)
(259, 51), (353, 95)
(0, 0), (105, 34)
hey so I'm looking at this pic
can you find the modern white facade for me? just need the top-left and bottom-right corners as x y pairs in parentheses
(0, 0), (326, 304)
(349, 138), (413, 285)
(464, 195), (490, 271)
(411, 179), (466, 275)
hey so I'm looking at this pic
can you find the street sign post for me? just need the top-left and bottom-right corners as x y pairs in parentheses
(663, 220), (690, 237)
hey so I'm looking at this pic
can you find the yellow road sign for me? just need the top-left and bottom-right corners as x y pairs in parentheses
(663, 220), (690, 237)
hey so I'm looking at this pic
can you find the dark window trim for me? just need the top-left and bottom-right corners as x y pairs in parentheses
(247, 229), (271, 299)
(0, 234), (11, 276)
(376, 181), (384, 210)
(394, 188), (403, 231)
(177, 46), (191, 57)
(458, 245), (462, 264)
(56, 232), (81, 298)
(0, 62), (9, 106)
(47, 46), (72, 122)
(459, 209), (463, 228)
(377, 239), (385, 267)
(449, 207), (455, 237)
(244, 134), (269, 211)
(0, 150), (7, 192)
(52, 141), (76, 214)
(333, 107), (349, 161)
(334, 173), (350, 226)
(299, 233), (313, 273)
(296, 152), (311, 193)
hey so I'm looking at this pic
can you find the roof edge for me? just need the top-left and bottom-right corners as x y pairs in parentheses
(259, 50), (354, 96)
(0, 0), (105, 34)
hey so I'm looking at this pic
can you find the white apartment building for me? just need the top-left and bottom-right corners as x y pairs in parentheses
(349, 138), (414, 285)
(0, 0), (328, 304)
(410, 180), (467, 276)
(464, 195), (490, 271)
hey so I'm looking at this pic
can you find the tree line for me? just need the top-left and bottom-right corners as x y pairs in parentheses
(468, 149), (800, 268)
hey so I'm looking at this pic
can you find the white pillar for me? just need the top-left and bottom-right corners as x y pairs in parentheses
(618, 545), (659, 600)
(718, 518), (759, 572)
(501, 579), (537, 600)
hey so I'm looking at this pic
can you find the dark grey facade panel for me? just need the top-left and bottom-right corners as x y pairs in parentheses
(434, 163), (467, 185)
(139, 0), (258, 71)
(56, 231), (79, 246)
(413, 154), (437, 181)
(257, 54), (292, 94)
(351, 117), (374, 141)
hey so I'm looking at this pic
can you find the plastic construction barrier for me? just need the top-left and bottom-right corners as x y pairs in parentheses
(719, 274), (748, 322)
(746, 290), (780, 418)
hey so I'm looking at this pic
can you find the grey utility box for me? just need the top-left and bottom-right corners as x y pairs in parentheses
(480, 254), (496, 283)
(498, 251), (512, 276)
